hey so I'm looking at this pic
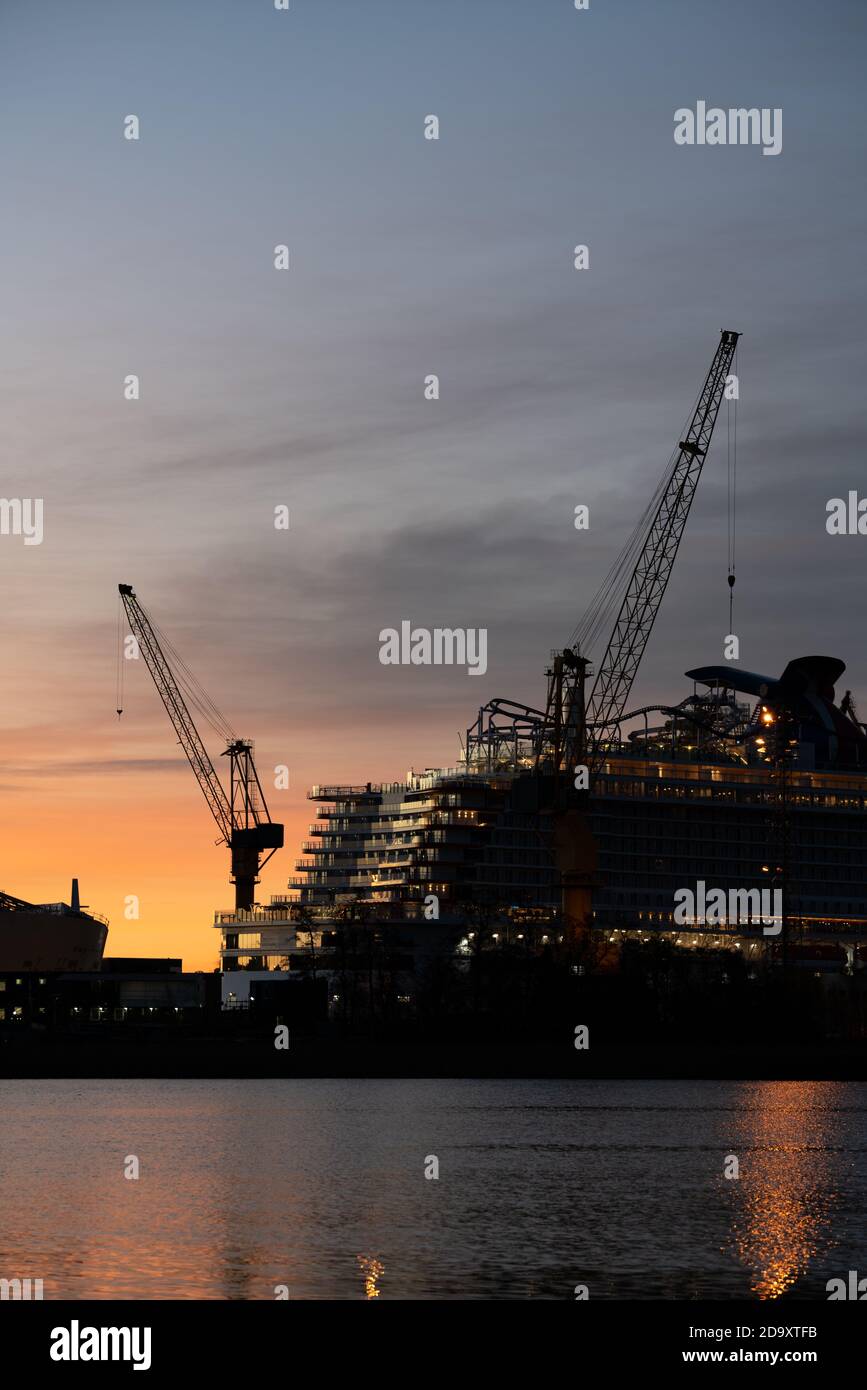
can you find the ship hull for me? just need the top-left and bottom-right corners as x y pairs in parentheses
(0, 911), (107, 972)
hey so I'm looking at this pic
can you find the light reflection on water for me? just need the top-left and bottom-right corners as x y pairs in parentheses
(0, 1079), (863, 1299)
(357, 1254), (385, 1299)
(729, 1082), (842, 1299)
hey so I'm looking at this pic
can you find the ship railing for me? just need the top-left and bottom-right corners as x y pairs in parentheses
(33, 901), (110, 926)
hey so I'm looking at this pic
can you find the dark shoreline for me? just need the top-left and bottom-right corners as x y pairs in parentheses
(3, 1038), (866, 1081)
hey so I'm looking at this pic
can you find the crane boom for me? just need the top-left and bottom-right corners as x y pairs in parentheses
(118, 584), (283, 909)
(119, 585), (233, 841)
(579, 329), (740, 772)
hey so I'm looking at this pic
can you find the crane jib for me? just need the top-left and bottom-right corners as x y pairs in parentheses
(581, 330), (740, 775)
(117, 583), (284, 910)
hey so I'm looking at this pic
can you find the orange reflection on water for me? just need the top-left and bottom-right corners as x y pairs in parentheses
(357, 1254), (385, 1299)
(730, 1081), (838, 1299)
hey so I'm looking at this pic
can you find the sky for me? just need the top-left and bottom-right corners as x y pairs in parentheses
(1, 0), (866, 970)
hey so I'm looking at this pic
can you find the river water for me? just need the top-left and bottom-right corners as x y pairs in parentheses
(0, 1078), (863, 1299)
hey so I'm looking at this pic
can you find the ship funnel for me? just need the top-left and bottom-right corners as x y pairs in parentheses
(71, 878), (80, 912)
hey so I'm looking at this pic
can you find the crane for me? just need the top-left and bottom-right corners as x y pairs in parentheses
(117, 584), (284, 910)
(527, 331), (740, 934)
(464, 330), (743, 796)
(550, 329), (741, 784)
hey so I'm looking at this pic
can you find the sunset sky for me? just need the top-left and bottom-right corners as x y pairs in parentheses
(2, 0), (866, 970)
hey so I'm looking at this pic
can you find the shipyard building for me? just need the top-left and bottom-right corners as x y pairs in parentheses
(0, 880), (217, 1034)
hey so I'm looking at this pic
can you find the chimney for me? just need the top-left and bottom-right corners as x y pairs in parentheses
(71, 878), (80, 912)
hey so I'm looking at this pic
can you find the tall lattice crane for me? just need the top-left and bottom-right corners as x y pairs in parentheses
(543, 330), (741, 931)
(553, 329), (741, 782)
(118, 584), (284, 910)
(465, 330), (742, 793)
(462, 330), (741, 929)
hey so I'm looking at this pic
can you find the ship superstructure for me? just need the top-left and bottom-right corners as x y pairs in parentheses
(213, 651), (867, 999)
(288, 658), (867, 933)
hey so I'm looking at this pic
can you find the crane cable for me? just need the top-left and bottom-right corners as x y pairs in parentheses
(147, 611), (236, 743)
(115, 594), (236, 742)
(570, 376), (705, 658)
(116, 592), (125, 717)
(726, 341), (738, 636)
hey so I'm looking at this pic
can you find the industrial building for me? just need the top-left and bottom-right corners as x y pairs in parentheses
(0, 880), (219, 1035)
(0, 967), (218, 1031)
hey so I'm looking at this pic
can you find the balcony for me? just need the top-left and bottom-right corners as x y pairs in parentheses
(214, 905), (298, 926)
(309, 785), (382, 800)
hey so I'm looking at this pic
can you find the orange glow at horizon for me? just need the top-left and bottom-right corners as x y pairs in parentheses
(0, 685), (449, 971)
(0, 774), (311, 972)
(0, 578), (475, 972)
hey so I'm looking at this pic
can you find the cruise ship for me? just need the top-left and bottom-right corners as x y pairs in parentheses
(215, 653), (867, 1000)
(214, 334), (867, 998)
(299, 653), (867, 927)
